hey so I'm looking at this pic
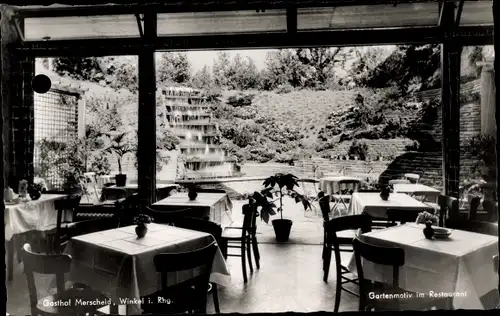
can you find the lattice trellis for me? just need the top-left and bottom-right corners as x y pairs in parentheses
(34, 90), (80, 190)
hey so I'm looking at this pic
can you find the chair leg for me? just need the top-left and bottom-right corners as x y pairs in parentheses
(334, 264), (342, 312)
(251, 236), (260, 269)
(241, 241), (248, 283)
(246, 238), (253, 273)
(212, 284), (220, 313)
(323, 247), (331, 282)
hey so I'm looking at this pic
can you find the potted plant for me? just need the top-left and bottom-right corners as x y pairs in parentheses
(187, 184), (199, 201)
(133, 214), (154, 238)
(378, 183), (393, 201)
(103, 131), (135, 187)
(253, 173), (311, 242)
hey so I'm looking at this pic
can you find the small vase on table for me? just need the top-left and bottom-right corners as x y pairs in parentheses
(135, 223), (148, 238)
(423, 221), (434, 239)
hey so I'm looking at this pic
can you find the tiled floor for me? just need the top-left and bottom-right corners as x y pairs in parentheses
(7, 243), (358, 315)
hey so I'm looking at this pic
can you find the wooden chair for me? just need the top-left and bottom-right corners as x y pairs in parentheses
(468, 196), (481, 221)
(404, 173), (420, 183)
(114, 193), (143, 226)
(173, 217), (223, 313)
(21, 243), (113, 316)
(100, 187), (127, 202)
(353, 237), (451, 311)
(331, 179), (361, 216)
(483, 200), (498, 223)
(387, 208), (431, 226)
(196, 188), (227, 194)
(323, 213), (372, 312)
(46, 195), (82, 254)
(445, 219), (498, 236)
(142, 241), (218, 314)
(58, 217), (119, 252)
(438, 195), (459, 227)
(220, 201), (257, 283)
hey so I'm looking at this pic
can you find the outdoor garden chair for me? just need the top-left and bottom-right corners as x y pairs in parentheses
(353, 237), (452, 311)
(82, 172), (100, 203)
(220, 201), (258, 283)
(387, 208), (431, 226)
(388, 179), (410, 185)
(322, 213), (372, 312)
(331, 179), (361, 217)
(404, 173), (420, 183)
(45, 195), (82, 254)
(173, 217), (223, 313)
(445, 219), (498, 236)
(438, 195), (459, 227)
(142, 241), (218, 314)
(21, 243), (115, 316)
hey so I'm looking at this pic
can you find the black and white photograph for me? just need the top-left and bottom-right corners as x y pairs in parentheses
(2, 0), (498, 314)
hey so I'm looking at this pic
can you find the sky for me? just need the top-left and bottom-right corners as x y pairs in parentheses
(178, 49), (274, 72)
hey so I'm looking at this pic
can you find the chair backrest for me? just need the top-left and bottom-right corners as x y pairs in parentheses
(115, 193), (143, 225)
(241, 201), (257, 239)
(353, 236), (405, 311)
(102, 188), (128, 201)
(338, 179), (361, 194)
(445, 219), (498, 236)
(326, 214), (372, 246)
(469, 196), (481, 221)
(482, 199), (497, 222)
(319, 195), (331, 223)
(174, 217), (223, 246)
(54, 195), (82, 246)
(22, 243), (72, 309)
(387, 208), (428, 225)
(357, 189), (380, 193)
(404, 173), (420, 183)
(438, 195), (459, 226)
(65, 217), (119, 239)
(153, 241), (218, 313)
(388, 179), (410, 185)
(145, 206), (193, 225)
(494, 255), (499, 273)
(196, 188), (227, 194)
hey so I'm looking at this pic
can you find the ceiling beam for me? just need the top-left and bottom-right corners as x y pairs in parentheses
(13, 1), (487, 18)
(17, 25), (493, 57)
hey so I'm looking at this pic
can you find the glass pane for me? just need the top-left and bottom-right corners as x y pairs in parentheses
(297, 3), (439, 31)
(157, 9), (286, 36)
(24, 15), (140, 41)
(460, 1), (493, 26)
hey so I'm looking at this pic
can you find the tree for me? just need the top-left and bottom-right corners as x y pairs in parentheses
(157, 52), (191, 85)
(212, 52), (233, 88)
(191, 65), (214, 90)
(261, 49), (308, 90)
(231, 54), (261, 90)
(52, 57), (102, 81)
(295, 47), (347, 87)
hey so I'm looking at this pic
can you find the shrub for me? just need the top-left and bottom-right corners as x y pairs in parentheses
(227, 94), (254, 107)
(348, 140), (369, 160)
(275, 83), (294, 94)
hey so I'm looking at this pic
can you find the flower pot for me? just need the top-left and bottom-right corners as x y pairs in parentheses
(272, 219), (293, 242)
(115, 174), (127, 187)
(188, 190), (198, 201)
(423, 222), (434, 240)
(135, 223), (148, 238)
(29, 190), (41, 201)
(380, 192), (390, 201)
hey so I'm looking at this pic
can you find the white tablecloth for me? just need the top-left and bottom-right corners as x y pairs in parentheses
(61, 224), (231, 315)
(4, 194), (66, 241)
(348, 192), (430, 218)
(393, 183), (441, 202)
(320, 176), (361, 195)
(348, 223), (499, 310)
(152, 193), (233, 225)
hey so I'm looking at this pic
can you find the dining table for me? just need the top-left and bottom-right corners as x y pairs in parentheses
(4, 193), (66, 281)
(392, 183), (441, 202)
(319, 176), (362, 196)
(347, 223), (499, 310)
(151, 192), (233, 226)
(58, 223), (231, 315)
(348, 192), (432, 218)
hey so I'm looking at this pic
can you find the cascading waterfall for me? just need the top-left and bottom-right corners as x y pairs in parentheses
(159, 87), (237, 179)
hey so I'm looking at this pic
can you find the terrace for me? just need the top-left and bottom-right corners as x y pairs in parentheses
(2, 0), (499, 314)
